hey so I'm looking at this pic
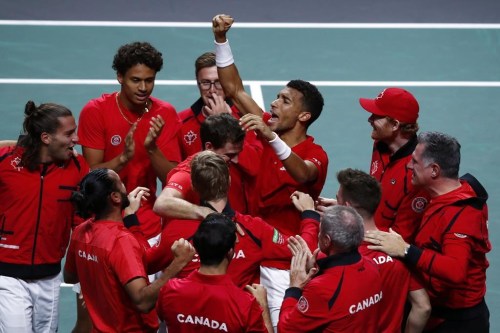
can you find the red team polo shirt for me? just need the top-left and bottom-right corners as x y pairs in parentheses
(370, 137), (430, 242)
(157, 270), (267, 333)
(175, 100), (262, 213)
(248, 114), (328, 269)
(78, 93), (182, 239)
(408, 175), (490, 310)
(278, 252), (382, 333)
(65, 220), (158, 333)
(146, 206), (319, 288)
(359, 243), (423, 333)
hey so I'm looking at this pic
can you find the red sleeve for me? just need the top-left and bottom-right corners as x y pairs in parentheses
(247, 213), (319, 261)
(416, 233), (472, 285)
(165, 170), (193, 197)
(155, 104), (182, 163)
(144, 230), (174, 274)
(109, 234), (148, 285)
(235, 130), (263, 177)
(246, 298), (268, 333)
(77, 100), (106, 150)
(409, 272), (424, 291)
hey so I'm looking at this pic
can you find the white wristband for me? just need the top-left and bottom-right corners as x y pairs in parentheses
(268, 132), (292, 161)
(215, 39), (234, 67)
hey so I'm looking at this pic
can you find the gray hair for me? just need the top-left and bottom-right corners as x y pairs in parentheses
(321, 205), (364, 253)
(417, 131), (461, 178)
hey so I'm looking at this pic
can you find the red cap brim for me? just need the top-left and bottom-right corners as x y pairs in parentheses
(359, 98), (385, 117)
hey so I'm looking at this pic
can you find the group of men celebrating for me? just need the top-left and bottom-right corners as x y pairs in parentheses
(0, 13), (490, 333)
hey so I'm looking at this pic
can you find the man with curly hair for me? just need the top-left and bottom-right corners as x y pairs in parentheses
(74, 41), (182, 332)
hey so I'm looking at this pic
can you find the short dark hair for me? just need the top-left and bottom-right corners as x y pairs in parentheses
(286, 79), (324, 128)
(336, 168), (381, 218)
(195, 52), (216, 77)
(321, 206), (364, 253)
(418, 131), (461, 179)
(193, 213), (236, 266)
(191, 151), (229, 201)
(19, 100), (73, 171)
(112, 42), (163, 75)
(71, 168), (116, 219)
(200, 114), (245, 149)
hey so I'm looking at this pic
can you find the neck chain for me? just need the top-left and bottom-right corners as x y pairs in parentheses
(115, 93), (150, 125)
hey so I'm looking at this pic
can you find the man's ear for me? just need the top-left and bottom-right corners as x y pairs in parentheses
(117, 73), (123, 85)
(298, 112), (311, 123)
(226, 248), (234, 262)
(204, 142), (214, 151)
(431, 163), (440, 178)
(110, 191), (121, 204)
(321, 233), (331, 249)
(40, 132), (50, 145)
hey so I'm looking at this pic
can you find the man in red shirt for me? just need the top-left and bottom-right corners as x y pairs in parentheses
(365, 131), (491, 332)
(154, 113), (255, 218)
(0, 101), (88, 332)
(334, 168), (430, 332)
(359, 87), (430, 242)
(279, 205), (383, 332)
(64, 168), (194, 333)
(177, 52), (262, 213)
(78, 41), (181, 241)
(212, 15), (329, 328)
(147, 151), (319, 288)
(156, 212), (272, 333)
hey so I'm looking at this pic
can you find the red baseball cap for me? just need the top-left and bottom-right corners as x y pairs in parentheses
(359, 88), (419, 123)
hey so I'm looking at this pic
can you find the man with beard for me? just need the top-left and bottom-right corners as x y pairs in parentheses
(64, 168), (194, 333)
(358, 87), (430, 242)
(0, 101), (89, 332)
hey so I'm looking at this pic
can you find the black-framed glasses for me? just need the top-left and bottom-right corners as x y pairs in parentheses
(198, 80), (223, 90)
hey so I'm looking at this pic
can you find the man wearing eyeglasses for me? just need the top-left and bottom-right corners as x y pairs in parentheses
(176, 52), (262, 214)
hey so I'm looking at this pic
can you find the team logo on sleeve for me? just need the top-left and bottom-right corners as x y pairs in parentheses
(454, 233), (468, 239)
(411, 197), (428, 213)
(272, 229), (285, 245)
(184, 130), (197, 146)
(297, 296), (309, 313)
(10, 156), (23, 171)
(111, 135), (122, 146)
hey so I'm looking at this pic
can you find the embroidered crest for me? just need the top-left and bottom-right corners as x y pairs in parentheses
(111, 135), (122, 146)
(411, 197), (428, 213)
(390, 178), (396, 185)
(11, 156), (22, 171)
(454, 233), (468, 239)
(371, 161), (379, 175)
(184, 130), (197, 146)
(297, 296), (309, 313)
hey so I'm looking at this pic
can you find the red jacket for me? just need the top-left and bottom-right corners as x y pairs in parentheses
(278, 252), (382, 333)
(405, 174), (490, 309)
(370, 136), (430, 242)
(0, 146), (89, 279)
